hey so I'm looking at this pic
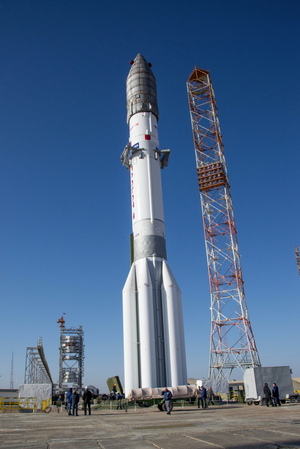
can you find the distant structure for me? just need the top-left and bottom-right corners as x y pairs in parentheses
(187, 67), (261, 380)
(57, 315), (84, 392)
(24, 338), (53, 384)
(10, 352), (14, 389)
(295, 247), (300, 275)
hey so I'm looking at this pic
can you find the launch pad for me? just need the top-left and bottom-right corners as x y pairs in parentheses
(0, 402), (299, 448)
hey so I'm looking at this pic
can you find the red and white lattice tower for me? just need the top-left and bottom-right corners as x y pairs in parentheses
(187, 67), (261, 380)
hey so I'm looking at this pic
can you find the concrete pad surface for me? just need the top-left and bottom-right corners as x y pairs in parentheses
(0, 403), (299, 449)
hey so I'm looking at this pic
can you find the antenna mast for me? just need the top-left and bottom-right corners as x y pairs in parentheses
(10, 351), (14, 389)
(295, 247), (300, 275)
(187, 67), (261, 380)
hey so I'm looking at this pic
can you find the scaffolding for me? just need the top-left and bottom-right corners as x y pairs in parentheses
(187, 67), (261, 380)
(57, 315), (84, 392)
(24, 338), (53, 384)
(295, 247), (300, 276)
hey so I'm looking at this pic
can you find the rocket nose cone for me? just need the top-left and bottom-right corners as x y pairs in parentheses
(129, 54), (151, 71)
(134, 53), (146, 63)
(126, 54), (159, 123)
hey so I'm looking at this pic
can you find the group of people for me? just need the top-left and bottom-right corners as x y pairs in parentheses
(66, 387), (93, 416)
(64, 382), (281, 416)
(161, 385), (215, 414)
(263, 382), (281, 407)
(162, 382), (282, 413)
(196, 386), (214, 409)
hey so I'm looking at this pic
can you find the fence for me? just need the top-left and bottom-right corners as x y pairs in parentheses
(0, 397), (37, 413)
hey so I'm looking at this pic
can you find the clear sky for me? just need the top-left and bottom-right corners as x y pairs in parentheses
(0, 0), (299, 392)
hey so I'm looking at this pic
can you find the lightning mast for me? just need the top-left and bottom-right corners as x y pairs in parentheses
(10, 352), (14, 389)
(295, 247), (300, 275)
(187, 67), (260, 380)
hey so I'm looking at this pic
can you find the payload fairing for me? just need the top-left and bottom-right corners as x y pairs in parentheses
(121, 54), (187, 395)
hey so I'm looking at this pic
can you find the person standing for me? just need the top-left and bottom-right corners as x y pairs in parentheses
(162, 388), (173, 414)
(56, 395), (63, 413)
(196, 386), (202, 408)
(272, 383), (281, 407)
(207, 387), (214, 405)
(66, 388), (73, 415)
(263, 383), (273, 407)
(71, 390), (80, 416)
(201, 386), (208, 408)
(82, 387), (93, 415)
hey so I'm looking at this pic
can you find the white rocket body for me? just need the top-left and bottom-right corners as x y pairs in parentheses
(122, 54), (187, 396)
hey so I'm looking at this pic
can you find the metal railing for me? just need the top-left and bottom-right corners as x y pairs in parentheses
(0, 397), (37, 413)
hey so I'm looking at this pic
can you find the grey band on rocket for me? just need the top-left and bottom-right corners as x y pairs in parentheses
(134, 235), (167, 260)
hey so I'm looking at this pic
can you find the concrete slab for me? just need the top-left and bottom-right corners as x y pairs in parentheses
(0, 445), (46, 449)
(0, 403), (300, 449)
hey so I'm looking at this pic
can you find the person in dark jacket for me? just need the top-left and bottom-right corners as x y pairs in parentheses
(162, 388), (172, 414)
(82, 387), (93, 415)
(201, 386), (208, 408)
(71, 390), (80, 416)
(263, 383), (273, 407)
(272, 383), (281, 407)
(66, 388), (73, 415)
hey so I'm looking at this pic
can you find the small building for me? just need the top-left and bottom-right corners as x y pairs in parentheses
(0, 389), (19, 398)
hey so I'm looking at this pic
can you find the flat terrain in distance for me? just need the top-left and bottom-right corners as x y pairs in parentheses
(0, 402), (300, 449)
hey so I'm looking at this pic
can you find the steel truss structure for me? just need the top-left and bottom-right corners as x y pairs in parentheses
(295, 247), (300, 275)
(58, 315), (84, 392)
(187, 67), (261, 380)
(24, 338), (53, 384)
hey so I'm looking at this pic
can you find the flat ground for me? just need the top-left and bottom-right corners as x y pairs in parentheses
(0, 402), (300, 449)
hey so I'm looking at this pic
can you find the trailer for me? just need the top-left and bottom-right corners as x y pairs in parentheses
(244, 366), (294, 405)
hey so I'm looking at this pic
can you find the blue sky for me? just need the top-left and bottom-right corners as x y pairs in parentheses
(0, 0), (299, 392)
